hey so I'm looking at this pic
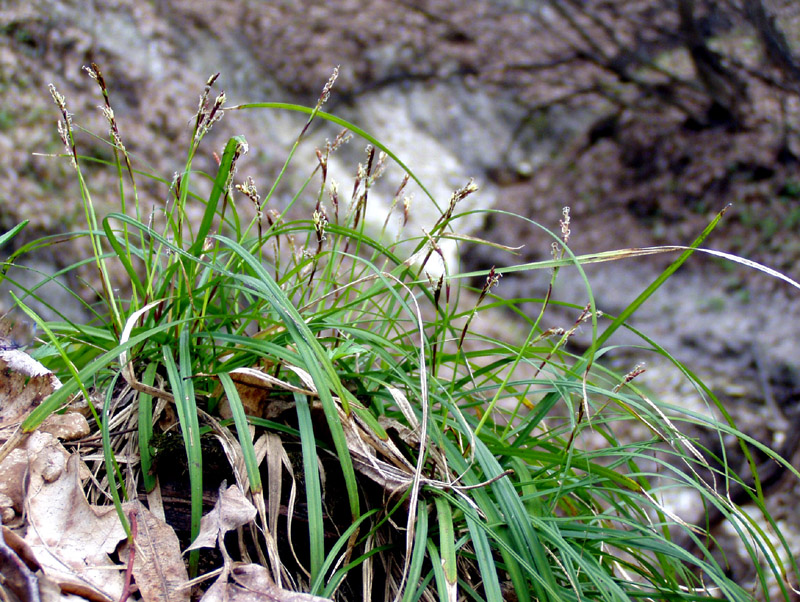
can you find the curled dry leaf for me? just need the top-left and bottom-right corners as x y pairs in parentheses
(0, 522), (64, 601)
(200, 563), (332, 602)
(0, 450), (28, 522)
(24, 452), (127, 601)
(0, 519), (40, 602)
(0, 346), (62, 441)
(186, 483), (257, 554)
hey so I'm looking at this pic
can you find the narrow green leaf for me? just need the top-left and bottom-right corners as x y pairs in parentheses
(218, 373), (262, 493)
(230, 103), (442, 214)
(401, 499), (429, 602)
(315, 509), (380, 597)
(434, 496), (457, 587)
(189, 136), (247, 258)
(102, 371), (130, 538)
(0, 220), (27, 251)
(464, 513), (503, 602)
(212, 235), (361, 520)
(162, 339), (202, 577)
(102, 217), (146, 298)
(137, 361), (158, 493)
(20, 318), (185, 431)
(294, 391), (324, 581)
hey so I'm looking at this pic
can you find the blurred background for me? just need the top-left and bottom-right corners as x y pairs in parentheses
(1, 0), (800, 585)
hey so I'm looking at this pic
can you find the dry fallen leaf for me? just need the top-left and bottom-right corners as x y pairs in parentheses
(39, 412), (90, 442)
(0, 432), (70, 525)
(186, 483), (257, 554)
(0, 519), (40, 602)
(217, 367), (310, 420)
(118, 500), (189, 602)
(0, 347), (62, 440)
(200, 564), (333, 602)
(24, 453), (127, 601)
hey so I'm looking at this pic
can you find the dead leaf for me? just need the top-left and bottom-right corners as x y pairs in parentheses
(217, 367), (313, 420)
(186, 484), (256, 553)
(233, 564), (332, 601)
(117, 500), (189, 602)
(39, 412), (90, 441)
(0, 347), (62, 440)
(0, 432), (70, 524)
(200, 563), (332, 602)
(0, 520), (68, 602)
(0, 449), (27, 520)
(24, 453), (127, 601)
(0, 518), (40, 602)
(0, 493), (14, 523)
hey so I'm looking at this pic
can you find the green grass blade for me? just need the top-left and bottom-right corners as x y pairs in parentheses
(212, 234), (361, 520)
(13, 293), (100, 430)
(217, 373), (262, 494)
(188, 136), (247, 258)
(0, 221), (27, 251)
(464, 512), (503, 602)
(315, 509), (380, 597)
(294, 391), (325, 582)
(229, 103), (442, 214)
(592, 204), (731, 352)
(434, 496), (457, 599)
(102, 217), (146, 299)
(20, 315), (189, 432)
(137, 361), (158, 493)
(101, 371), (130, 537)
(162, 337), (203, 577)
(400, 499), (429, 602)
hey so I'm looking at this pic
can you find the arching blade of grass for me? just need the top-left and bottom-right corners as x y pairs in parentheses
(229, 103), (442, 215)
(212, 234), (361, 521)
(293, 390), (324, 581)
(0, 221), (27, 252)
(217, 373), (262, 495)
(6, 293), (102, 448)
(162, 334), (203, 578)
(15, 315), (189, 434)
(102, 371), (130, 537)
(510, 206), (731, 448)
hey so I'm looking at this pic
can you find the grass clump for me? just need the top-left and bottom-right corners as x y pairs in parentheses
(0, 65), (798, 601)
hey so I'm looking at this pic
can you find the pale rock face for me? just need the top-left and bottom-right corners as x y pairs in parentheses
(317, 82), (521, 275)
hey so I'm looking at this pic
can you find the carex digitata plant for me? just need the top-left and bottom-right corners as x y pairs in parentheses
(0, 63), (798, 601)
